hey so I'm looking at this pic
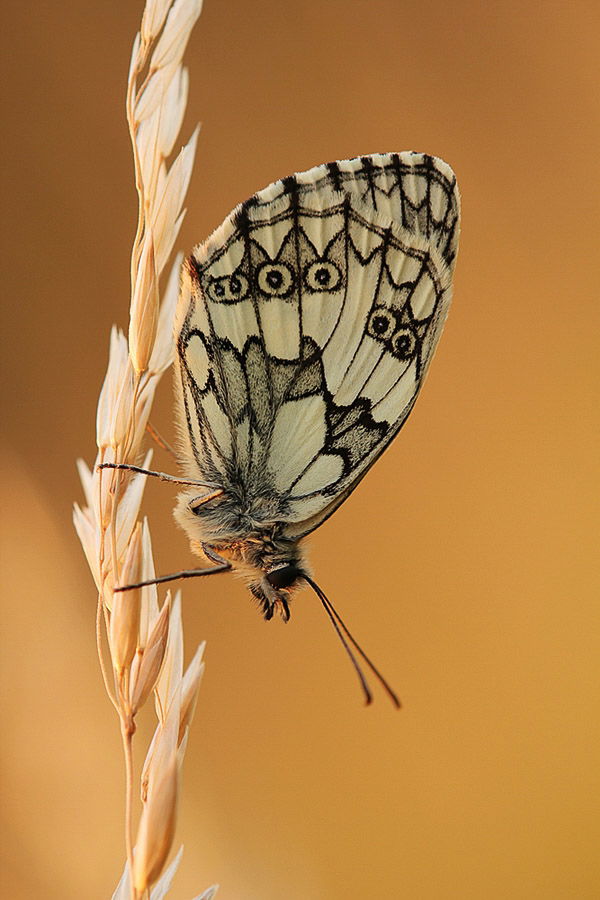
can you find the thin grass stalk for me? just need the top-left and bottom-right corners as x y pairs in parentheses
(74, 1), (216, 897)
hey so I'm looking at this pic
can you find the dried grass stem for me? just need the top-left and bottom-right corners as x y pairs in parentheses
(74, 1), (210, 896)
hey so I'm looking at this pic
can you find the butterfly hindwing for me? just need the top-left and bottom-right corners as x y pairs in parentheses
(175, 152), (460, 540)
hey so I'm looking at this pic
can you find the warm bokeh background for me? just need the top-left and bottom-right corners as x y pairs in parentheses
(2, 1), (598, 897)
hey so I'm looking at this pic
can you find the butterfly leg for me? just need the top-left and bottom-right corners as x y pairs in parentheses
(188, 489), (224, 511)
(114, 557), (232, 592)
(145, 421), (178, 458)
(98, 461), (219, 489)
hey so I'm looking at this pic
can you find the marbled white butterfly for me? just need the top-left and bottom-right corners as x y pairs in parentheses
(111, 152), (460, 704)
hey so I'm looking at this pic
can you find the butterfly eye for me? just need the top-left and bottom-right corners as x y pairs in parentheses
(257, 263), (294, 297)
(367, 306), (396, 342)
(304, 261), (341, 292)
(266, 564), (301, 589)
(390, 327), (417, 360)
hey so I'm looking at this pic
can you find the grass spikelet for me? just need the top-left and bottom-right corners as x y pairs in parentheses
(74, 2), (213, 896)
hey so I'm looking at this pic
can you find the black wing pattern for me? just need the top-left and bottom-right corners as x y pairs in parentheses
(174, 152), (460, 540)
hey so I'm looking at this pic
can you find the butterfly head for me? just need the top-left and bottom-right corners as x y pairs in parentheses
(231, 539), (309, 622)
(175, 513), (305, 621)
(247, 561), (307, 622)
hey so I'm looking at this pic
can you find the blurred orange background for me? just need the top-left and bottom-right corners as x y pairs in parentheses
(1, 1), (599, 897)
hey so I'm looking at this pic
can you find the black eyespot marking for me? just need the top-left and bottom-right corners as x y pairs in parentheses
(207, 273), (249, 303)
(390, 327), (417, 360)
(257, 263), (295, 297)
(266, 269), (283, 288)
(266, 564), (302, 589)
(229, 275), (243, 294)
(367, 306), (396, 342)
(304, 260), (342, 293)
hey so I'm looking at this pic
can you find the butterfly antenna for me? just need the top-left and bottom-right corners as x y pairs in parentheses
(302, 575), (401, 709)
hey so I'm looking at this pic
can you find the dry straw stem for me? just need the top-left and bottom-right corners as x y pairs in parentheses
(73, 0), (214, 896)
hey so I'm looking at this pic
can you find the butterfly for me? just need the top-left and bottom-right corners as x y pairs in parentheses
(110, 152), (460, 704)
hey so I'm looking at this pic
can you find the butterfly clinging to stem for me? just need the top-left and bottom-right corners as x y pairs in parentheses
(104, 152), (460, 706)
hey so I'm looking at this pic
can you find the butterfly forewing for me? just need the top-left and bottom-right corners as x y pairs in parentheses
(175, 152), (460, 541)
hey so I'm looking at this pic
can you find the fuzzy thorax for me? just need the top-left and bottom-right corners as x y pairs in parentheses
(175, 492), (309, 621)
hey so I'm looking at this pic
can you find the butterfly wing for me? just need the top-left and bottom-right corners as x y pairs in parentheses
(175, 152), (460, 540)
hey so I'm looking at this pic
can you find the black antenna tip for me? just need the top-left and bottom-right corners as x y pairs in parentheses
(303, 574), (401, 709)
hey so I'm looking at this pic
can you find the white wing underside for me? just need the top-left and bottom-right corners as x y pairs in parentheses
(175, 152), (460, 540)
